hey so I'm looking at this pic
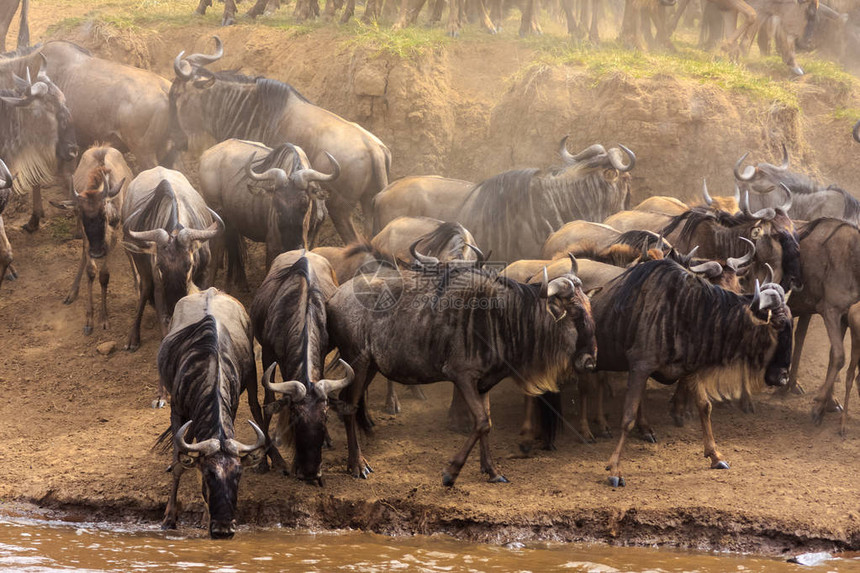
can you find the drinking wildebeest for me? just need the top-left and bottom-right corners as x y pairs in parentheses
(169, 37), (391, 243)
(589, 259), (791, 486)
(122, 167), (223, 352)
(155, 287), (265, 539)
(250, 250), (354, 483)
(326, 260), (596, 485)
(198, 139), (335, 289)
(49, 145), (131, 334)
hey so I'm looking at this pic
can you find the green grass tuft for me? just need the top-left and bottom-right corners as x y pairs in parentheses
(342, 21), (450, 57)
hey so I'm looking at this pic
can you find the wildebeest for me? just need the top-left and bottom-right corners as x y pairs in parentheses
(372, 217), (481, 268)
(659, 190), (802, 292)
(35, 41), (173, 171)
(541, 222), (668, 264)
(736, 146), (860, 225)
(250, 250), (353, 483)
(327, 260), (596, 485)
(49, 145), (132, 334)
(122, 167), (223, 352)
(0, 65), (77, 232)
(372, 176), (475, 234)
(156, 287), (265, 539)
(170, 37), (391, 243)
(590, 259), (791, 485)
(0, 158), (14, 294)
(784, 218), (860, 427)
(0, 0), (27, 53)
(198, 139), (336, 289)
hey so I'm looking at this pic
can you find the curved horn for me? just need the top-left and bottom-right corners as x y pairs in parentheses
(608, 144), (635, 172)
(106, 176), (126, 199)
(559, 138), (606, 165)
(734, 152), (756, 181)
(764, 262), (775, 285)
(546, 277), (575, 298)
(127, 228), (170, 246)
(854, 120), (860, 143)
(0, 159), (13, 189)
(727, 236), (755, 271)
(318, 359), (355, 395)
(261, 363), (307, 401)
(742, 190), (776, 220)
(173, 50), (194, 81)
(245, 153), (289, 189)
(174, 420), (220, 455)
(224, 420), (266, 457)
(0, 80), (46, 107)
(751, 279), (761, 309)
(777, 182), (793, 214)
(540, 266), (549, 298)
(778, 143), (790, 171)
(567, 252), (579, 275)
(290, 152), (341, 188)
(733, 184), (741, 207)
(689, 261), (723, 278)
(409, 240), (439, 266)
(465, 242), (485, 262)
(184, 36), (224, 67)
(702, 178), (713, 206)
(685, 245), (699, 262)
(178, 208), (224, 244)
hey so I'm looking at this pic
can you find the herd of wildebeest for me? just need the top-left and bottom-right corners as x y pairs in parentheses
(0, 13), (859, 539)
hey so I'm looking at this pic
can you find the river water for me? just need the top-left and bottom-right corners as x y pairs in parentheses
(0, 516), (853, 572)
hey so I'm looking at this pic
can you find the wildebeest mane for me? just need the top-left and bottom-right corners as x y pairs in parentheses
(602, 259), (777, 375)
(426, 266), (573, 395)
(190, 73), (310, 145)
(251, 142), (303, 176)
(416, 221), (472, 259)
(613, 230), (661, 250)
(253, 256), (326, 387)
(463, 163), (625, 259)
(154, 314), (240, 452)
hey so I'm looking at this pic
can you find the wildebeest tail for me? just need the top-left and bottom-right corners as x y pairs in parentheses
(153, 425), (174, 454)
(17, 0), (29, 49)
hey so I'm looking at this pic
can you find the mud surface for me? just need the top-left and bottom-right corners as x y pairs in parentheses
(0, 0), (859, 558)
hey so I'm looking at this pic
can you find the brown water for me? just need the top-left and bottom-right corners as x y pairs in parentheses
(0, 516), (854, 573)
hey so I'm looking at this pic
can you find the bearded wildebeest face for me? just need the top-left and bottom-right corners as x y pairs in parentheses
(169, 37), (224, 149)
(262, 362), (353, 485)
(749, 281), (793, 387)
(155, 235), (198, 317)
(33, 75), (78, 162)
(540, 258), (597, 373)
(738, 191), (803, 292)
(174, 420), (265, 539)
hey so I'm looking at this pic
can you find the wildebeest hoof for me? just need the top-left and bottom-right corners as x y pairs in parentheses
(447, 29), (460, 38)
(63, 295), (76, 305)
(124, 343), (139, 352)
(151, 398), (166, 409)
(442, 471), (457, 487)
(384, 401), (401, 415)
(83, 325), (93, 336)
(21, 221), (38, 233)
(608, 476), (626, 488)
(712, 460), (730, 469)
(160, 520), (177, 531)
(222, 16), (235, 26)
(791, 66), (804, 76)
(826, 397), (843, 413)
(488, 474), (509, 483)
(518, 440), (534, 456)
(640, 430), (658, 443)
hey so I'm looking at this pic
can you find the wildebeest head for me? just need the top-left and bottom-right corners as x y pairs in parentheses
(3, 65), (78, 163)
(739, 189), (802, 291)
(749, 279), (793, 387)
(125, 181), (223, 317)
(540, 255), (597, 373)
(558, 136), (636, 211)
(173, 419), (266, 539)
(168, 37), (224, 148)
(52, 170), (125, 259)
(244, 145), (338, 251)
(262, 360), (354, 485)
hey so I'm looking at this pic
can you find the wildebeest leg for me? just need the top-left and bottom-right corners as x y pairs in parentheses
(635, 396), (657, 443)
(22, 185), (43, 233)
(477, 391), (507, 482)
(774, 20), (803, 76)
(692, 380), (729, 469)
(0, 214), (12, 294)
(64, 244), (87, 305)
(384, 380), (401, 414)
(448, 386), (473, 435)
(221, 0), (237, 24)
(668, 0), (691, 34)
(593, 373), (612, 438)
(125, 272), (152, 352)
(84, 258), (97, 336)
(446, 0), (463, 37)
(430, 0), (446, 23)
(295, 0), (311, 20)
(670, 381), (692, 426)
(257, 350), (288, 473)
(518, 395), (539, 454)
(327, 200), (360, 245)
(785, 313), (810, 394)
(344, 359), (375, 478)
(442, 378), (498, 486)
(579, 374), (596, 442)
(605, 368), (649, 487)
(161, 462), (185, 529)
(339, 0), (355, 23)
(812, 309), (847, 424)
(98, 259), (111, 330)
(559, 0), (578, 36)
(472, 0), (497, 32)
(247, 0), (269, 17)
(519, 0), (542, 35)
(841, 304), (860, 437)
(196, 0), (213, 14)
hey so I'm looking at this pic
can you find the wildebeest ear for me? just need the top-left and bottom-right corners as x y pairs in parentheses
(49, 199), (76, 210)
(240, 448), (265, 468)
(750, 225), (764, 239)
(178, 453), (197, 469)
(585, 287), (602, 298)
